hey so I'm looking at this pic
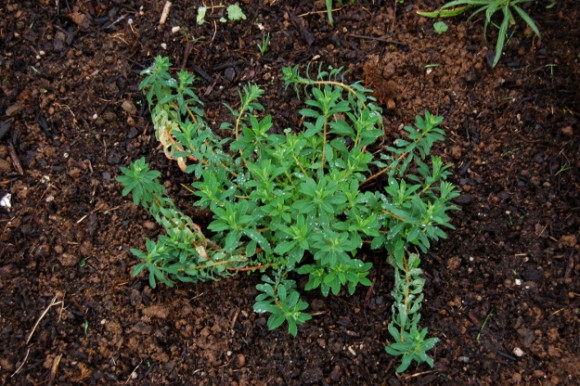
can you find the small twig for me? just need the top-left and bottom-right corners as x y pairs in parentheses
(298, 6), (345, 18)
(361, 151), (408, 187)
(363, 277), (376, 307)
(211, 20), (218, 43)
(384, 359), (394, 375)
(48, 354), (62, 386)
(104, 14), (126, 30)
(125, 359), (143, 384)
(230, 308), (241, 334)
(564, 252), (575, 281)
(159, 1), (172, 25)
(76, 214), (88, 224)
(348, 34), (409, 49)
(495, 350), (517, 361)
(11, 348), (30, 377)
(7, 141), (24, 175)
(26, 295), (63, 344)
(407, 369), (437, 378)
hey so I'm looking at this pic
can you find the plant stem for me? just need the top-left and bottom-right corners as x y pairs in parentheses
(361, 151), (408, 187)
(295, 77), (368, 110)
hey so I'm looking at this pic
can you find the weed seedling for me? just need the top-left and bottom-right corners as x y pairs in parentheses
(433, 21), (449, 34)
(476, 306), (494, 340)
(197, 3), (246, 25)
(257, 32), (270, 56)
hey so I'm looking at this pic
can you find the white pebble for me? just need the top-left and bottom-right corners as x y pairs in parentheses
(0, 193), (12, 210)
(513, 347), (525, 357)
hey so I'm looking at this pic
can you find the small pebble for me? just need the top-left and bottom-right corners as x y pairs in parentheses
(5, 103), (24, 116)
(58, 253), (80, 267)
(447, 257), (461, 271)
(0, 159), (12, 174)
(121, 100), (138, 115)
(143, 221), (157, 231)
(450, 145), (462, 159)
(513, 347), (525, 357)
(80, 240), (93, 257)
(454, 194), (473, 205)
(561, 126), (573, 136)
(559, 234), (577, 248)
(235, 354), (245, 368)
(224, 67), (236, 82)
(68, 167), (81, 179)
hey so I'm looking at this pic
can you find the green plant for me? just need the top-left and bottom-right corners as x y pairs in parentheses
(433, 21), (449, 34)
(226, 4), (246, 21)
(385, 252), (438, 372)
(118, 56), (459, 371)
(418, 0), (541, 67)
(197, 4), (246, 25)
(257, 32), (270, 56)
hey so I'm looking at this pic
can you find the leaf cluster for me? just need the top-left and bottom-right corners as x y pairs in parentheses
(385, 249), (438, 372)
(118, 56), (459, 370)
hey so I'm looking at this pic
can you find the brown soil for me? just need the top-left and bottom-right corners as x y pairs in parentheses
(1, 1), (578, 385)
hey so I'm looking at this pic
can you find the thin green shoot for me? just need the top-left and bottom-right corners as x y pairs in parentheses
(476, 306), (494, 341)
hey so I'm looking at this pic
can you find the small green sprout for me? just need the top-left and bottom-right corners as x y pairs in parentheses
(226, 4), (246, 21)
(476, 306), (494, 340)
(196, 6), (207, 25)
(433, 21), (449, 34)
(257, 32), (271, 56)
(197, 4), (246, 25)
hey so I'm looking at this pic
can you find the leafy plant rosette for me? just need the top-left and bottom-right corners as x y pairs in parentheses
(418, 0), (541, 67)
(118, 56), (459, 371)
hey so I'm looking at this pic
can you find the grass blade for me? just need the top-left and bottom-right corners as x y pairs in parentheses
(492, 7), (511, 67)
(513, 5), (541, 38)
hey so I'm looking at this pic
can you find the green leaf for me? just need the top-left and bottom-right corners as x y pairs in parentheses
(492, 7), (511, 67)
(287, 319), (298, 336)
(433, 21), (449, 34)
(227, 4), (246, 21)
(243, 228), (271, 254)
(267, 312), (286, 330)
(300, 108), (321, 118)
(274, 241), (296, 255)
(253, 301), (278, 314)
(512, 5), (541, 38)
